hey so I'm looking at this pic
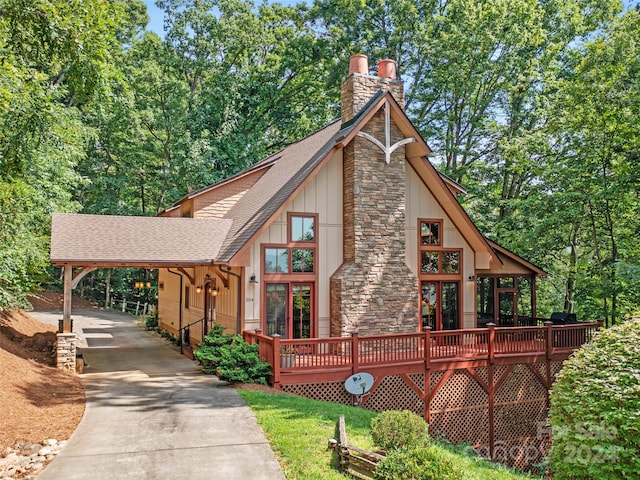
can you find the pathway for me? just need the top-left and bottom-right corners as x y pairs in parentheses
(31, 309), (285, 480)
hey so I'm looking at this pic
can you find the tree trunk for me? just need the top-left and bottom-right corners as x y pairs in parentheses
(564, 226), (579, 313)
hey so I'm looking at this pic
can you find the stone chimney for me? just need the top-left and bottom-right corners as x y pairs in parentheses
(341, 56), (405, 124)
(330, 55), (419, 337)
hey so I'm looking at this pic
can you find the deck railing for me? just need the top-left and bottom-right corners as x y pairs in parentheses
(242, 321), (602, 387)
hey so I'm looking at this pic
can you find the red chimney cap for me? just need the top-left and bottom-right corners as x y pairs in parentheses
(349, 54), (369, 75)
(377, 59), (397, 80)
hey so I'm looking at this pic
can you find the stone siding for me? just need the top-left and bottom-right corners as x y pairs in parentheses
(56, 333), (78, 372)
(341, 74), (404, 124)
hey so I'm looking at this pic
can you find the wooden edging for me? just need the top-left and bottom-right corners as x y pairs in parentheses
(333, 415), (385, 480)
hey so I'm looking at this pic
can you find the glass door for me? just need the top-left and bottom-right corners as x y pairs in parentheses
(265, 283), (288, 337)
(421, 282), (437, 331)
(421, 281), (459, 331)
(499, 291), (515, 327)
(441, 282), (459, 330)
(292, 283), (313, 339)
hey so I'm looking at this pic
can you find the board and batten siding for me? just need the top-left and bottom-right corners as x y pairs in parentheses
(244, 151), (343, 337)
(158, 266), (240, 343)
(405, 165), (476, 329)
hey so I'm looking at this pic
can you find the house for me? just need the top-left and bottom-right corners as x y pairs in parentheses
(50, 55), (599, 468)
(154, 55), (545, 348)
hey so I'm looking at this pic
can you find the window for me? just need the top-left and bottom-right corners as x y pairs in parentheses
(420, 250), (460, 274)
(265, 214), (318, 276)
(420, 221), (441, 246)
(290, 215), (315, 242)
(265, 248), (289, 273)
(292, 248), (314, 273)
(184, 285), (190, 309)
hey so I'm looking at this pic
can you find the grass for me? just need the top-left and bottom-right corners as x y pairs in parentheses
(238, 389), (542, 480)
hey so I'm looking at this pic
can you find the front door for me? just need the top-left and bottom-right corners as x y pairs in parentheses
(265, 282), (314, 339)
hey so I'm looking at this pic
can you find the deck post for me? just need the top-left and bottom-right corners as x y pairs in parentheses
(544, 321), (553, 360)
(486, 323), (496, 460)
(487, 323), (495, 364)
(272, 334), (281, 389)
(351, 330), (359, 374)
(424, 326), (431, 422)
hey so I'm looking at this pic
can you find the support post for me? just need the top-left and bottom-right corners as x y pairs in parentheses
(62, 266), (72, 333)
(424, 326), (431, 422)
(351, 330), (359, 374)
(486, 323), (495, 460)
(272, 334), (281, 389)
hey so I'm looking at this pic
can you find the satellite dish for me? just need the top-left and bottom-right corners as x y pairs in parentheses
(344, 372), (374, 396)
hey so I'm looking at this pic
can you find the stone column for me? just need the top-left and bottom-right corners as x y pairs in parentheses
(56, 333), (78, 372)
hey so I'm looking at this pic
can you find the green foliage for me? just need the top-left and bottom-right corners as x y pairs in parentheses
(240, 390), (536, 480)
(549, 319), (640, 479)
(194, 324), (235, 372)
(195, 324), (271, 384)
(143, 310), (158, 330)
(371, 409), (429, 451)
(375, 445), (465, 480)
(158, 327), (180, 346)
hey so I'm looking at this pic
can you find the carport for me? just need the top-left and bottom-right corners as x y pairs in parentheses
(49, 213), (232, 368)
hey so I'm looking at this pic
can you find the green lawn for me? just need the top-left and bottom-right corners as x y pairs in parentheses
(238, 389), (541, 480)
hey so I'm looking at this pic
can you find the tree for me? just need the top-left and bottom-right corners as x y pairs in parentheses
(0, 0), (126, 309)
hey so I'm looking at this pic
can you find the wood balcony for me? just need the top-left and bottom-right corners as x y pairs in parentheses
(243, 321), (602, 389)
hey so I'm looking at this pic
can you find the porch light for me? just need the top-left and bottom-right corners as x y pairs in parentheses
(209, 286), (219, 297)
(195, 285), (202, 294)
(249, 274), (258, 284)
(468, 275), (476, 281)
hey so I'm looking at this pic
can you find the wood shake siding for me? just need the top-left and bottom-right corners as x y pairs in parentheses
(194, 169), (266, 218)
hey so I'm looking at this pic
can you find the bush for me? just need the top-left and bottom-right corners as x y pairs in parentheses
(194, 324), (234, 372)
(374, 445), (464, 480)
(143, 310), (158, 330)
(549, 319), (640, 479)
(195, 324), (271, 384)
(371, 410), (429, 451)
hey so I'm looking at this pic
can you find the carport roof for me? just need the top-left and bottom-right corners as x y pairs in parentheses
(50, 213), (232, 267)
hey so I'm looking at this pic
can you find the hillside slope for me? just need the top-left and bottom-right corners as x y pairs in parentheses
(0, 309), (85, 452)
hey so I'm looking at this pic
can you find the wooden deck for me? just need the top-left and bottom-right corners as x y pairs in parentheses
(243, 322), (601, 388)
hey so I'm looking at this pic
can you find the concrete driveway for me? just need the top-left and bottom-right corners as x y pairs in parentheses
(30, 309), (284, 480)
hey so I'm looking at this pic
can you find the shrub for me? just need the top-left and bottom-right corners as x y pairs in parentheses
(195, 324), (271, 384)
(549, 319), (640, 479)
(143, 310), (158, 330)
(371, 410), (429, 451)
(194, 324), (234, 372)
(374, 445), (464, 480)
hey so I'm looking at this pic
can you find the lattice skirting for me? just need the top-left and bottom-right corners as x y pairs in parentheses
(279, 361), (565, 471)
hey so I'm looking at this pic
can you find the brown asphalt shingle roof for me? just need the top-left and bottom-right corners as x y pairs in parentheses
(51, 213), (232, 266)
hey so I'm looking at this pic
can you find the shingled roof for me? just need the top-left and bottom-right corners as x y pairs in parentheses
(51, 89), (499, 269)
(51, 213), (232, 267)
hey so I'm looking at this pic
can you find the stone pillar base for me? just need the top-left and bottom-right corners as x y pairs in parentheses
(56, 333), (78, 372)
